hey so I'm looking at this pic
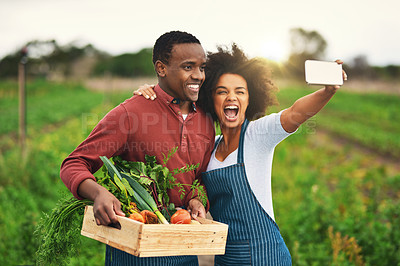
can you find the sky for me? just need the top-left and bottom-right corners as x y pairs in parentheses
(1, 0), (399, 66)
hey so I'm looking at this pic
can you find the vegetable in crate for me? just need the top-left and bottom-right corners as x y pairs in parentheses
(129, 212), (145, 223)
(99, 156), (169, 224)
(140, 210), (158, 224)
(109, 146), (208, 221)
(171, 209), (192, 224)
(35, 147), (207, 264)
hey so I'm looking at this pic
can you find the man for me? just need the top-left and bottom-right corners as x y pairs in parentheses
(60, 31), (215, 265)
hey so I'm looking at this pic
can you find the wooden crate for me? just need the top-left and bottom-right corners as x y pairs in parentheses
(81, 206), (228, 257)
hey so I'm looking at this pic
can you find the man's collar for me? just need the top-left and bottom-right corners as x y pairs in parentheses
(155, 84), (197, 112)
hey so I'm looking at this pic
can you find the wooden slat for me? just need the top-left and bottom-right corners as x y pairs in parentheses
(138, 247), (226, 257)
(81, 206), (142, 255)
(81, 206), (228, 257)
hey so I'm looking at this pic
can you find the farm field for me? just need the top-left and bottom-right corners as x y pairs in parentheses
(0, 79), (399, 265)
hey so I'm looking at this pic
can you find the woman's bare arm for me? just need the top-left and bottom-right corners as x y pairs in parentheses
(280, 60), (347, 133)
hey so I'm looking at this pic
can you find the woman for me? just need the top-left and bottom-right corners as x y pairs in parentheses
(135, 44), (346, 265)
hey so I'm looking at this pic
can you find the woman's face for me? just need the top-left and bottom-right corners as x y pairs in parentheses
(213, 73), (249, 130)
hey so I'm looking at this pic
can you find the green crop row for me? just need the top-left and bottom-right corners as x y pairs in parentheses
(273, 129), (400, 265)
(0, 79), (132, 135)
(271, 85), (400, 158)
(0, 105), (110, 265)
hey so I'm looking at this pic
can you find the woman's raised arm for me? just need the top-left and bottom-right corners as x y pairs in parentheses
(280, 60), (347, 133)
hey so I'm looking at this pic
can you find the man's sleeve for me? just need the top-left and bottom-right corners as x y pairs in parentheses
(60, 104), (130, 199)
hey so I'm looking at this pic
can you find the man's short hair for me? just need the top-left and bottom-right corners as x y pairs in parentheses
(152, 31), (201, 65)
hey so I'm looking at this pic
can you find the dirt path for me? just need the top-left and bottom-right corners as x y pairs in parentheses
(341, 79), (400, 95)
(314, 129), (400, 175)
(84, 77), (158, 92)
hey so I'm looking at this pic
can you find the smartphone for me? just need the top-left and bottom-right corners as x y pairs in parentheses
(305, 60), (343, 86)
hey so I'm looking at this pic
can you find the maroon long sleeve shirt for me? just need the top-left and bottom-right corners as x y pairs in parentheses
(60, 85), (215, 208)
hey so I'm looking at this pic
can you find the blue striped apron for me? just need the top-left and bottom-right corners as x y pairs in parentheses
(202, 119), (292, 266)
(105, 246), (198, 265)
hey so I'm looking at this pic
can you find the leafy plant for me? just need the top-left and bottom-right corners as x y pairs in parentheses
(35, 197), (92, 265)
(100, 156), (169, 224)
(328, 226), (364, 266)
(112, 147), (207, 217)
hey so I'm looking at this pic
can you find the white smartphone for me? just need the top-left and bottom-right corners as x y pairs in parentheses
(305, 60), (343, 86)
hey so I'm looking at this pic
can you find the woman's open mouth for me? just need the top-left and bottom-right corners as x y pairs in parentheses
(223, 105), (239, 121)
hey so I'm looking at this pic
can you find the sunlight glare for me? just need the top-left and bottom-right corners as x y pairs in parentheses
(260, 40), (287, 62)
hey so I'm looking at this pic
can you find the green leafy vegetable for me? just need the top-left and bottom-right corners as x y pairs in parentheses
(35, 196), (92, 265)
(100, 156), (169, 224)
(112, 148), (208, 215)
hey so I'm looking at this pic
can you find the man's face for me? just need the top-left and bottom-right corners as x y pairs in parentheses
(161, 43), (206, 102)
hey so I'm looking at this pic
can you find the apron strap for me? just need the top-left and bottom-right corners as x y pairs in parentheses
(237, 119), (249, 164)
(213, 135), (223, 151)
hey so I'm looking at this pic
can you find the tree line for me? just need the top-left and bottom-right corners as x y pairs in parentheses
(0, 28), (399, 81)
(0, 40), (154, 80)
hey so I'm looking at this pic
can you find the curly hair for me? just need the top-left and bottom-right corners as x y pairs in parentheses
(197, 44), (278, 122)
(152, 31), (201, 65)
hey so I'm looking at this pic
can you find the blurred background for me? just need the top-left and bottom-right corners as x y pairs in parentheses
(0, 0), (399, 265)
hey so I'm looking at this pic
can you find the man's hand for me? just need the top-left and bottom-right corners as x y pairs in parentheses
(187, 198), (206, 219)
(78, 179), (125, 226)
(93, 187), (125, 225)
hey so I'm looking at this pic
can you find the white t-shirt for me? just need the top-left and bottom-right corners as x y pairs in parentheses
(206, 111), (294, 221)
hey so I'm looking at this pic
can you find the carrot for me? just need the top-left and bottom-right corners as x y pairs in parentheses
(129, 212), (145, 223)
(140, 210), (158, 224)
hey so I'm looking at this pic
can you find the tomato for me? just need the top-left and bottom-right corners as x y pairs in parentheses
(129, 212), (145, 223)
(171, 209), (191, 224)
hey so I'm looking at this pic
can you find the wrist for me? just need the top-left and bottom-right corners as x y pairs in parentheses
(323, 86), (337, 96)
(187, 197), (198, 208)
(92, 184), (110, 201)
(189, 196), (201, 203)
(78, 178), (105, 201)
